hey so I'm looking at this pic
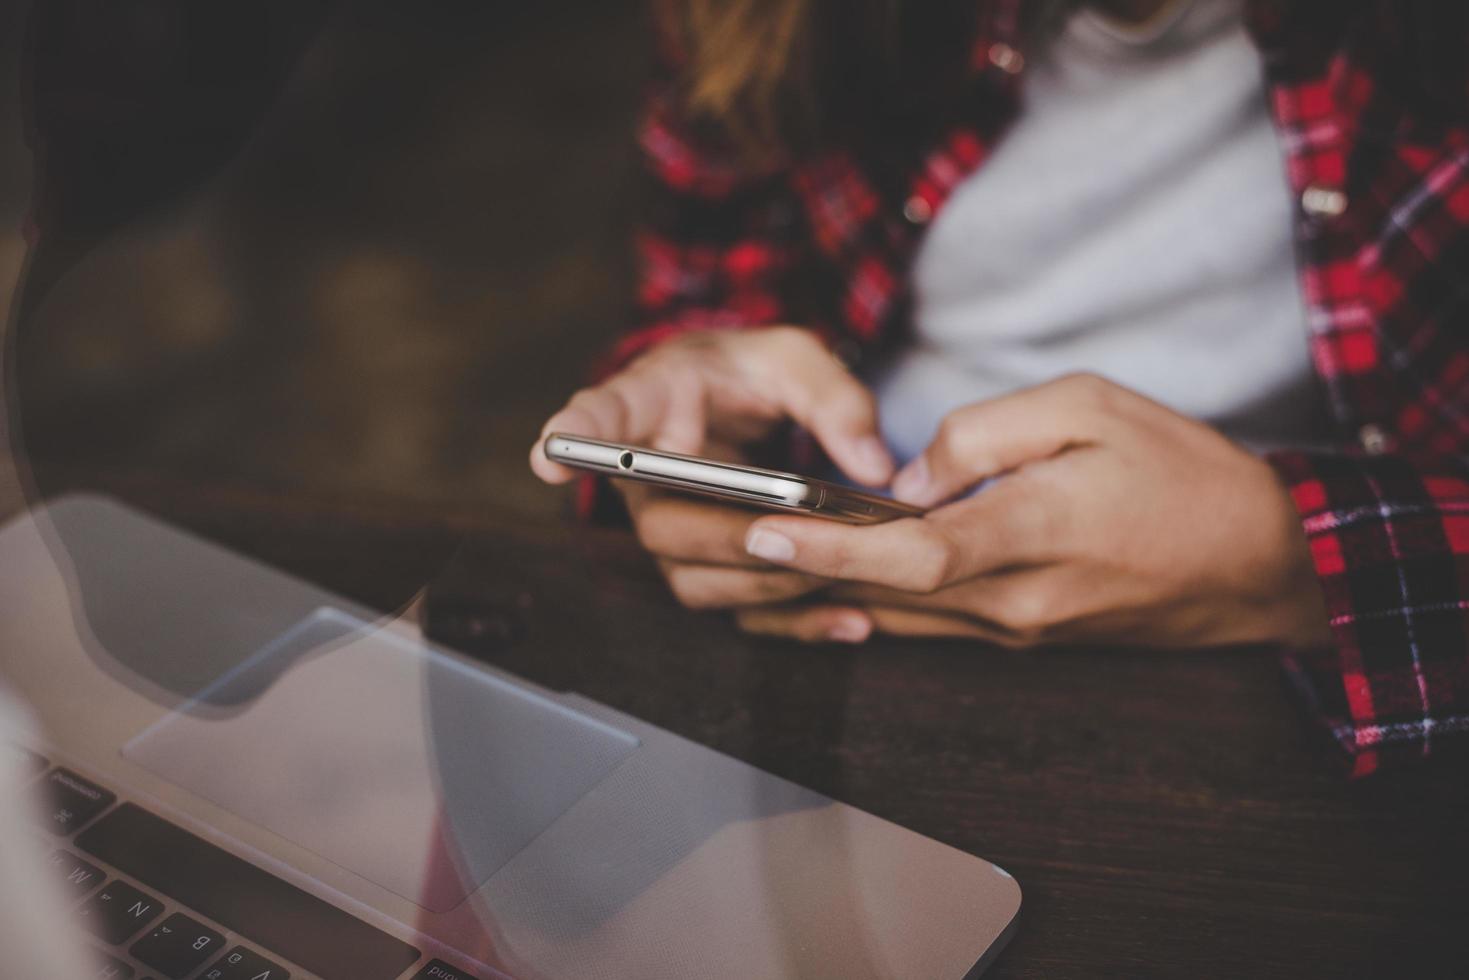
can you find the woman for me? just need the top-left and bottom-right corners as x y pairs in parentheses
(532, 0), (1469, 775)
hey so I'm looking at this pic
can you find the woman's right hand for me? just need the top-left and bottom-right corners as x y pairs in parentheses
(529, 326), (892, 640)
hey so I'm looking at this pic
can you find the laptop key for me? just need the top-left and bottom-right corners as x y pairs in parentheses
(89, 948), (136, 979)
(202, 945), (291, 979)
(413, 959), (482, 980)
(47, 849), (106, 899)
(78, 805), (417, 980)
(40, 767), (117, 834)
(131, 912), (226, 979)
(77, 879), (165, 944)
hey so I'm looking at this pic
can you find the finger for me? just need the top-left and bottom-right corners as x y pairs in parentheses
(738, 602), (1033, 646)
(735, 604), (874, 644)
(830, 568), (1076, 646)
(530, 391), (628, 483)
(863, 605), (1002, 641)
(530, 400), (598, 482)
(891, 373), (1123, 507)
(738, 329), (893, 486)
(744, 480), (1058, 593)
(651, 368), (707, 454)
(626, 488), (780, 566)
(827, 566), (1048, 619)
(659, 559), (826, 610)
(529, 441), (578, 484)
(531, 368), (688, 483)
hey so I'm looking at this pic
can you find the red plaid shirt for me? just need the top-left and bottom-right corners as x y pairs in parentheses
(617, 0), (1469, 776)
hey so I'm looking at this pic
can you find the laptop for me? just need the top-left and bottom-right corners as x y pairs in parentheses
(0, 493), (1020, 979)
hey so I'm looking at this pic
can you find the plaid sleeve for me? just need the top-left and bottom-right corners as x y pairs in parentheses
(1267, 449), (1469, 776)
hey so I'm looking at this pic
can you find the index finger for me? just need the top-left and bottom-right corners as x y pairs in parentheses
(530, 370), (680, 483)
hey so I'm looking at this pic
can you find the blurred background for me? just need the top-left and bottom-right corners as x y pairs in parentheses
(2, 0), (648, 522)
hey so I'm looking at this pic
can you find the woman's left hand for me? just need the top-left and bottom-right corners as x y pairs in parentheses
(735, 373), (1332, 649)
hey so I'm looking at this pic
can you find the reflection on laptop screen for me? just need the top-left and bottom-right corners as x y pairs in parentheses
(125, 609), (639, 912)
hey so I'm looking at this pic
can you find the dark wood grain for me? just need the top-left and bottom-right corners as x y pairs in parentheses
(36, 469), (1468, 980)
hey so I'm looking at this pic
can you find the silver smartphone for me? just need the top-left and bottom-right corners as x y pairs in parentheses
(544, 433), (925, 524)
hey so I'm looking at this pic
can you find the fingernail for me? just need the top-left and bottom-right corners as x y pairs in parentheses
(745, 528), (796, 563)
(855, 436), (894, 482)
(827, 615), (871, 643)
(892, 456), (929, 504)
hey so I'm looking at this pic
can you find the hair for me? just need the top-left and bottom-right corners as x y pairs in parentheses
(669, 0), (1004, 160)
(676, 0), (814, 152)
(666, 0), (1469, 161)
(665, 0), (1109, 161)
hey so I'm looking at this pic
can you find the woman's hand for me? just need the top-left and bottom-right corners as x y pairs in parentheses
(530, 327), (889, 636)
(614, 479), (870, 635)
(735, 373), (1332, 649)
(530, 326), (892, 484)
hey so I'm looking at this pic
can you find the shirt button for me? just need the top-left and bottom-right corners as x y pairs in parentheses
(1358, 423), (1391, 455)
(988, 42), (1026, 75)
(1302, 184), (1348, 219)
(902, 195), (933, 225)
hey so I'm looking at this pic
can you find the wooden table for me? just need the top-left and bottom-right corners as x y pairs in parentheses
(38, 471), (1469, 979)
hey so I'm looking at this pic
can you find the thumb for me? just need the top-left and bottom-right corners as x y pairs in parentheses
(742, 329), (894, 486)
(891, 374), (1115, 507)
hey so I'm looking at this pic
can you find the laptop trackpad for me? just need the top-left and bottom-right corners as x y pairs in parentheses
(124, 608), (639, 912)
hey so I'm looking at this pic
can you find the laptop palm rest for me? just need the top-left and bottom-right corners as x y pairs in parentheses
(124, 607), (639, 913)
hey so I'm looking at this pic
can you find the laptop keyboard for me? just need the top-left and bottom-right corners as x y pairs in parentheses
(20, 752), (486, 980)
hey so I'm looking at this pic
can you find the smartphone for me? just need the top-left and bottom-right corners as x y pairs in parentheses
(544, 433), (924, 525)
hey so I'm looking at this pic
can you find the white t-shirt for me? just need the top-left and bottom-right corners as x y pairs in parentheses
(872, 0), (1329, 461)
